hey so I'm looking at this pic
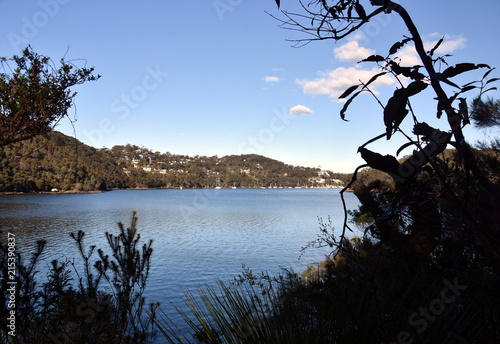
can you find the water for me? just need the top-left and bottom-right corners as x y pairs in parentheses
(0, 188), (360, 341)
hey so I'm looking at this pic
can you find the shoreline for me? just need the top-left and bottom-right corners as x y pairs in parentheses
(0, 186), (346, 195)
(0, 190), (110, 195)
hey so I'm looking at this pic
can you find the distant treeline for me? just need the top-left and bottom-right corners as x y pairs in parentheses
(0, 131), (353, 192)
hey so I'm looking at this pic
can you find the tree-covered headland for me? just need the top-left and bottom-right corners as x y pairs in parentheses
(0, 131), (349, 192)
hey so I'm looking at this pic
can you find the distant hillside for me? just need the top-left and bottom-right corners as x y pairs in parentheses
(0, 131), (126, 192)
(0, 131), (351, 192)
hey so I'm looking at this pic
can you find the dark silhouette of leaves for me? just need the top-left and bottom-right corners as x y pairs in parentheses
(413, 122), (435, 137)
(0, 47), (99, 147)
(432, 73), (460, 88)
(442, 63), (490, 79)
(359, 132), (387, 150)
(364, 72), (388, 88)
(384, 88), (408, 139)
(347, 4), (353, 19)
(471, 96), (500, 127)
(339, 84), (360, 99)
(459, 97), (470, 125)
(485, 77), (500, 86)
(389, 37), (412, 55)
(460, 85), (478, 93)
(388, 61), (423, 80)
(355, 2), (368, 21)
(396, 141), (416, 156)
(405, 80), (428, 97)
(340, 90), (362, 120)
(360, 54), (385, 63)
(428, 36), (444, 56)
(357, 147), (400, 175)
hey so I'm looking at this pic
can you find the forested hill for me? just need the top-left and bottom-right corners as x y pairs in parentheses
(0, 131), (351, 192)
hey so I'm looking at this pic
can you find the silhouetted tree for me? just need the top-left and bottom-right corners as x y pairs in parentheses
(0, 46), (99, 147)
(471, 96), (500, 128)
(273, 0), (500, 253)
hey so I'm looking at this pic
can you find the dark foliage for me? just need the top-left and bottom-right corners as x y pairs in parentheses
(0, 47), (99, 147)
(0, 213), (157, 343)
(470, 96), (500, 128)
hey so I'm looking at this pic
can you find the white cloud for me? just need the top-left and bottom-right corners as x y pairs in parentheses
(264, 76), (280, 83)
(290, 105), (313, 115)
(334, 40), (375, 62)
(296, 34), (467, 102)
(395, 34), (467, 66)
(349, 32), (366, 43)
(425, 33), (467, 54)
(167, 133), (185, 137)
(296, 67), (394, 100)
(396, 46), (422, 66)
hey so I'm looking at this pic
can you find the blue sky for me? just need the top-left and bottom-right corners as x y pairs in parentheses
(1, 0), (499, 172)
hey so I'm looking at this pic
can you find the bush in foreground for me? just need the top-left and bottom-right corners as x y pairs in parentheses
(0, 212), (157, 344)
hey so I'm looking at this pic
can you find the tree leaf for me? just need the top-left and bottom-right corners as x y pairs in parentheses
(432, 73), (460, 88)
(389, 37), (412, 55)
(483, 87), (497, 93)
(358, 147), (400, 175)
(355, 2), (368, 21)
(429, 36), (444, 56)
(483, 68), (494, 80)
(339, 84), (360, 99)
(461, 80), (478, 88)
(407, 68), (425, 81)
(405, 80), (428, 97)
(485, 77), (500, 85)
(328, 7), (338, 19)
(413, 122), (435, 137)
(340, 90), (362, 120)
(458, 97), (469, 125)
(359, 55), (385, 63)
(396, 141), (416, 156)
(459, 85), (477, 93)
(436, 100), (443, 119)
(359, 132), (386, 149)
(477, 63), (491, 69)
(389, 62), (412, 77)
(364, 72), (387, 88)
(442, 63), (488, 79)
(275, 0), (280, 8)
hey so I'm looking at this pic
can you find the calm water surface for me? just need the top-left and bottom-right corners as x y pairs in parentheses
(0, 188), (359, 341)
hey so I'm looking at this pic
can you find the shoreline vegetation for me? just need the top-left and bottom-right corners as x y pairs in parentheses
(1, 130), (494, 196)
(0, 185), (346, 195)
(0, 189), (109, 195)
(1, 212), (157, 343)
(0, 131), (352, 193)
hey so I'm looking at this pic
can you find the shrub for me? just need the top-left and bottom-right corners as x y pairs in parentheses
(0, 212), (157, 343)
